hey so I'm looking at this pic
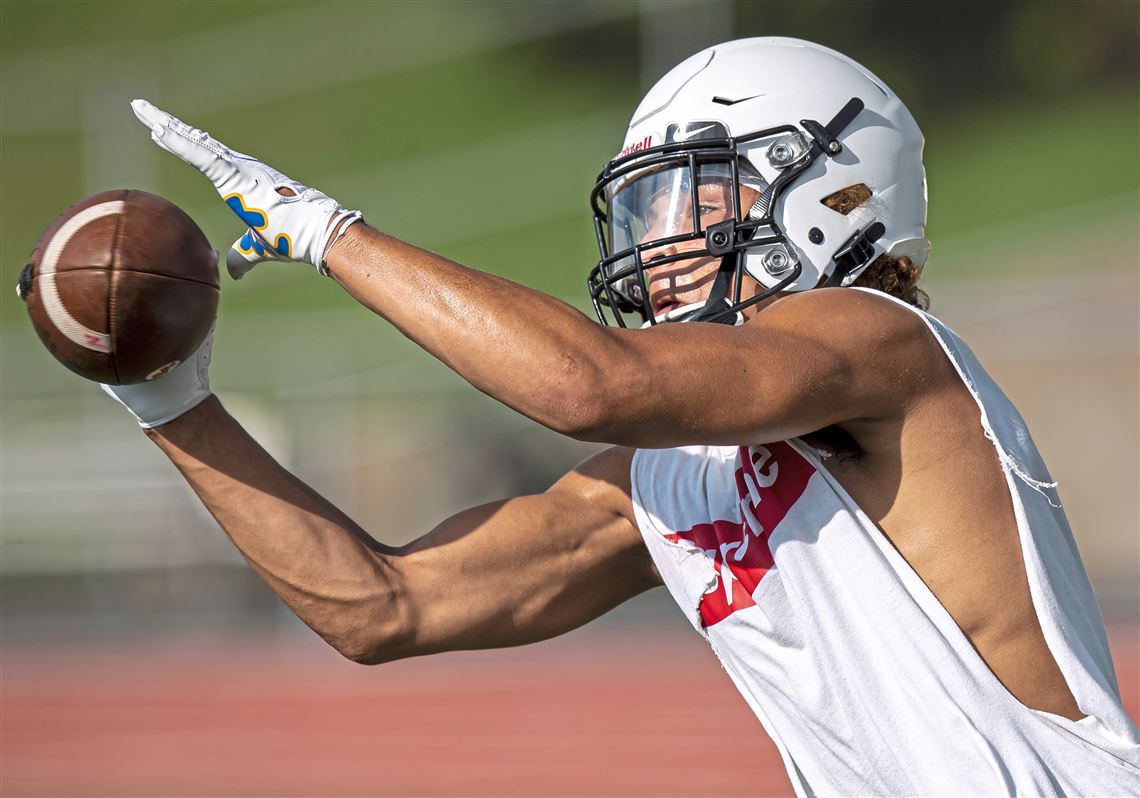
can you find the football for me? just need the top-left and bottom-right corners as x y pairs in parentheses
(18, 189), (219, 385)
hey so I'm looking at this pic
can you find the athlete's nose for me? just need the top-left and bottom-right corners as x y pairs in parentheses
(638, 211), (684, 265)
(640, 236), (678, 267)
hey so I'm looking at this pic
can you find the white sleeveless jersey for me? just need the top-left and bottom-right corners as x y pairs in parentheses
(630, 290), (1139, 797)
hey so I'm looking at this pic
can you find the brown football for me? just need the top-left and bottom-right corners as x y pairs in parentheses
(18, 190), (219, 385)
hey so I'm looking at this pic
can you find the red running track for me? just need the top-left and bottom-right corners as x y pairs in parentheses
(3, 625), (1137, 796)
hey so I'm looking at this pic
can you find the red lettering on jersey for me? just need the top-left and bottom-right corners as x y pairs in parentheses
(664, 442), (815, 627)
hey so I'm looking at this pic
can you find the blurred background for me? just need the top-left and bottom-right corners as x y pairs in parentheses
(2, 1), (1137, 795)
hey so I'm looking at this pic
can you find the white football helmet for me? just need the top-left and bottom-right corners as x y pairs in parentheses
(588, 37), (929, 327)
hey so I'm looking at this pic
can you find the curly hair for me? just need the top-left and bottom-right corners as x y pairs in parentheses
(821, 184), (930, 310)
(852, 254), (929, 310)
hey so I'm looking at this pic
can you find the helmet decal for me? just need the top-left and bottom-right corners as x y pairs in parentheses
(665, 120), (729, 144)
(616, 134), (657, 160)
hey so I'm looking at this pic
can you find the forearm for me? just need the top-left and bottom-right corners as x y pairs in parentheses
(145, 395), (408, 661)
(326, 223), (624, 434)
(125, 102), (627, 437)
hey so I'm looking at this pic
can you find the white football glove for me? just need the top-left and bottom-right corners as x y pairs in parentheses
(101, 326), (214, 428)
(130, 99), (362, 278)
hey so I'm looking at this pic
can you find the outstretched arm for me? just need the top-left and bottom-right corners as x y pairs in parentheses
(325, 223), (623, 438)
(326, 224), (926, 447)
(147, 396), (656, 663)
(130, 101), (932, 450)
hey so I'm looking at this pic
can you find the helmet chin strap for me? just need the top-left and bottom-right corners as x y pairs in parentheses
(691, 252), (741, 325)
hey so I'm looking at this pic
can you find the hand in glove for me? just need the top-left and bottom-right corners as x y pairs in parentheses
(130, 99), (362, 279)
(101, 325), (214, 429)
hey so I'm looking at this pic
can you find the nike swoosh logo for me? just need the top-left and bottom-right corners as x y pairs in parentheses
(674, 124), (717, 142)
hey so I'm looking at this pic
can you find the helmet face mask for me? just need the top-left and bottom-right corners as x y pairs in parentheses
(590, 113), (845, 328)
(588, 38), (929, 328)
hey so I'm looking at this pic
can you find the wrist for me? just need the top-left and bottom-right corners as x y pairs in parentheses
(144, 393), (223, 442)
(323, 220), (370, 279)
(137, 389), (214, 429)
(315, 211), (364, 276)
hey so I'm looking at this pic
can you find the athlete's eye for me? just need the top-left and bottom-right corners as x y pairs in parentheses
(698, 201), (731, 224)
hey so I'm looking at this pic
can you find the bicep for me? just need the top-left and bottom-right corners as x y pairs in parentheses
(591, 289), (923, 448)
(387, 448), (657, 658)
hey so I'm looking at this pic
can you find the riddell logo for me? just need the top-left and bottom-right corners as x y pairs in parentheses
(616, 135), (654, 159)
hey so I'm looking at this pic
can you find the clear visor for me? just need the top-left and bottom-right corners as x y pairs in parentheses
(605, 160), (768, 258)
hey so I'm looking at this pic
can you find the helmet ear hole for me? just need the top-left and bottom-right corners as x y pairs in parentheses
(821, 183), (873, 215)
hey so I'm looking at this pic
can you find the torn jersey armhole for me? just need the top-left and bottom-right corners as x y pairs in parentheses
(629, 448), (721, 636)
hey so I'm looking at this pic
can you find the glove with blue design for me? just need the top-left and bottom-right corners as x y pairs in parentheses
(130, 99), (362, 279)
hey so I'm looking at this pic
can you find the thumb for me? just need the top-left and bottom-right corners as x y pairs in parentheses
(226, 228), (287, 280)
(226, 228), (271, 280)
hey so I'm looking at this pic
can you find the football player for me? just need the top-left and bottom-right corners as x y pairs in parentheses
(105, 38), (1137, 795)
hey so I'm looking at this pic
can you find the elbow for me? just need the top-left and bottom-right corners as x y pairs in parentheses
(332, 615), (413, 666)
(327, 623), (389, 664)
(541, 347), (635, 441)
(544, 373), (618, 441)
(322, 562), (417, 666)
(337, 641), (394, 666)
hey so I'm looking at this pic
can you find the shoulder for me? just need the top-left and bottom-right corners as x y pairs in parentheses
(548, 446), (636, 523)
(742, 288), (955, 426)
(753, 287), (928, 335)
(753, 288), (939, 378)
